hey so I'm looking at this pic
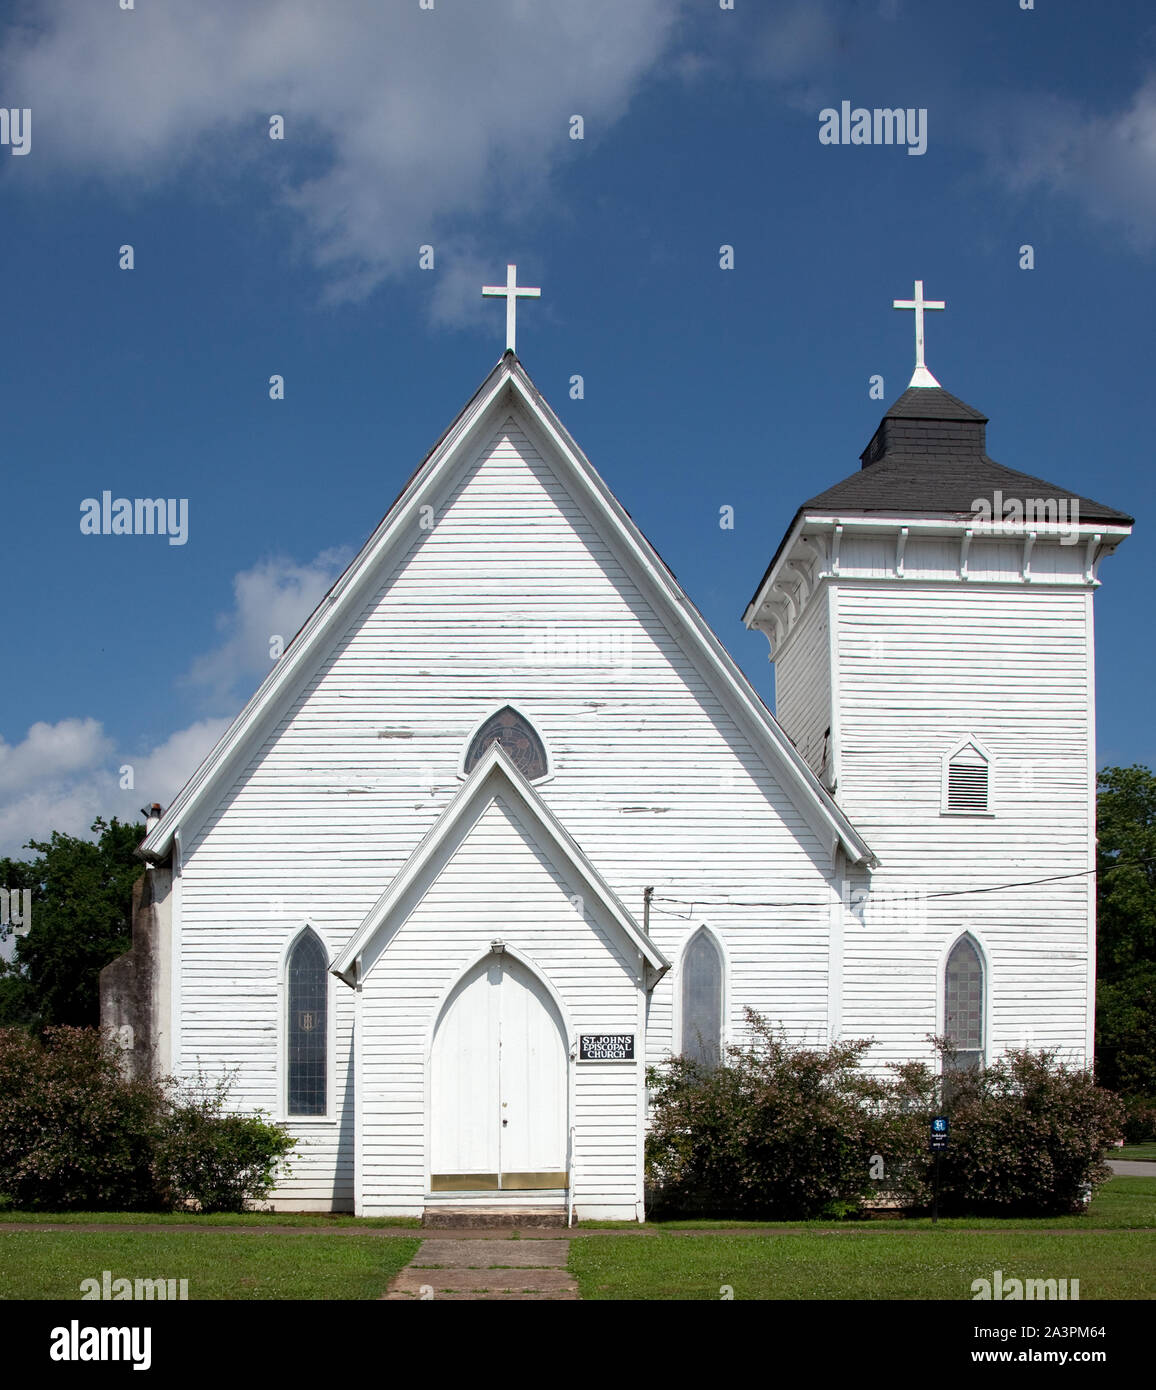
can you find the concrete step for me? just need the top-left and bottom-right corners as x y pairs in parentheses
(421, 1205), (568, 1230)
(411, 1238), (570, 1266)
(391, 1267), (575, 1295)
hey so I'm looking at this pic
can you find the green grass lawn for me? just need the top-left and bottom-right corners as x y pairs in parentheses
(581, 1176), (1156, 1232)
(0, 1210), (419, 1228)
(1117, 1144), (1156, 1162)
(0, 1231), (420, 1300)
(570, 1178), (1156, 1300)
(569, 1228), (1153, 1300)
(1, 1179), (1151, 1302)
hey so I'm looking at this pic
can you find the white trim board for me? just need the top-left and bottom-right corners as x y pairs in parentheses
(331, 741), (670, 989)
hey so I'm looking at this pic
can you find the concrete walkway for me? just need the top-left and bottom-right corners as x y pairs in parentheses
(1107, 1158), (1156, 1177)
(383, 1236), (578, 1301)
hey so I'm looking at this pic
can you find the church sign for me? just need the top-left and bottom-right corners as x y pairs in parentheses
(579, 1033), (635, 1062)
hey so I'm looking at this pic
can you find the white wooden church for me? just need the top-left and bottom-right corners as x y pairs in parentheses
(102, 274), (1133, 1220)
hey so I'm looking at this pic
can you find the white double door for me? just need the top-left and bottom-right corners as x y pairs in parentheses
(431, 953), (568, 1191)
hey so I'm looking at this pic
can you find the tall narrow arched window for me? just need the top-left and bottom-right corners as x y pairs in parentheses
(680, 928), (724, 1067)
(944, 935), (984, 1072)
(287, 930), (327, 1116)
(464, 706), (548, 781)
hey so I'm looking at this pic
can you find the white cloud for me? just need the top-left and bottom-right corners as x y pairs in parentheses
(746, 2), (840, 85)
(179, 547), (350, 708)
(130, 717), (235, 810)
(0, 546), (347, 856)
(3, 0), (682, 303)
(0, 716), (232, 858)
(0, 718), (116, 856)
(975, 78), (1156, 246)
(0, 717), (111, 796)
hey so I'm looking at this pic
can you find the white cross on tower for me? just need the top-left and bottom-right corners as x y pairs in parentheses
(482, 263), (541, 355)
(892, 279), (946, 388)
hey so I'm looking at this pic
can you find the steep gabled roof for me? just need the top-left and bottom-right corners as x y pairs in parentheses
(141, 352), (874, 868)
(330, 742), (669, 988)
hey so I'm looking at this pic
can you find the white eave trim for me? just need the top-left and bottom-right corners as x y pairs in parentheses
(803, 513), (1131, 537)
(330, 742), (669, 988)
(746, 512), (1132, 627)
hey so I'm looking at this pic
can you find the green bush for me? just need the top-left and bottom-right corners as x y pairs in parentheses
(1120, 1095), (1156, 1144)
(645, 1010), (893, 1220)
(645, 1016), (1123, 1219)
(0, 1027), (295, 1212)
(925, 1046), (1124, 1216)
(153, 1075), (294, 1213)
(0, 1026), (164, 1209)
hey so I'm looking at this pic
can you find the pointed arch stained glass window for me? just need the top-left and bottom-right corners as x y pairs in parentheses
(464, 706), (548, 781)
(681, 928), (724, 1068)
(944, 935), (984, 1073)
(288, 930), (327, 1115)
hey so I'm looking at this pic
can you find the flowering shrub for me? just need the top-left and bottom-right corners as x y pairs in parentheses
(153, 1073), (294, 1214)
(926, 1046), (1124, 1216)
(645, 1010), (894, 1219)
(645, 1013), (1123, 1219)
(0, 1026), (163, 1209)
(0, 1027), (294, 1212)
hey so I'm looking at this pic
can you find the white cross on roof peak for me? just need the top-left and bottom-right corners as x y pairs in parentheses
(482, 264), (541, 355)
(893, 279), (945, 388)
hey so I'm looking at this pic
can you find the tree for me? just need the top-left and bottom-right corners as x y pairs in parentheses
(1095, 765), (1156, 1096)
(0, 818), (144, 1029)
(1096, 964), (1156, 1096)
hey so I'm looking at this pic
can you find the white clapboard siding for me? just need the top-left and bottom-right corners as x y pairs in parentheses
(829, 581), (1094, 1068)
(360, 798), (642, 1217)
(773, 586), (832, 779)
(175, 411), (840, 1210)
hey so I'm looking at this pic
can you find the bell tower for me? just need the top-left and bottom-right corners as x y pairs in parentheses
(744, 285), (1133, 1069)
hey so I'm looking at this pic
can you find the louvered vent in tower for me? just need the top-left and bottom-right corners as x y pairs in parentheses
(947, 746), (989, 813)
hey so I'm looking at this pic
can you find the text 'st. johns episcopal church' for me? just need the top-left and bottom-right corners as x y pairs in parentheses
(102, 283), (1133, 1219)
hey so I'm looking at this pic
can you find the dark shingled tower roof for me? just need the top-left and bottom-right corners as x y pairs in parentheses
(803, 386), (1133, 523)
(748, 385), (1133, 613)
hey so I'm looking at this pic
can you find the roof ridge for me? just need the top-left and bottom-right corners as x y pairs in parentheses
(884, 386), (988, 422)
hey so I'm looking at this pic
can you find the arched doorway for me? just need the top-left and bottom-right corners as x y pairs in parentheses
(430, 951), (568, 1192)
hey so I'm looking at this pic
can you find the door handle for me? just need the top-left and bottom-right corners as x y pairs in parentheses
(502, 1119), (508, 1126)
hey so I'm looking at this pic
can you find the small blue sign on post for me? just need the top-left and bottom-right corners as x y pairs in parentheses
(929, 1116), (949, 1224)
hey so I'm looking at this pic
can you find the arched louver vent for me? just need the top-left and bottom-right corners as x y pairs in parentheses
(946, 743), (990, 813)
(465, 706), (548, 781)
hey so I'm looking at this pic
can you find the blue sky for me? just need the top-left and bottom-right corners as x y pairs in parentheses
(0, 0), (1152, 858)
